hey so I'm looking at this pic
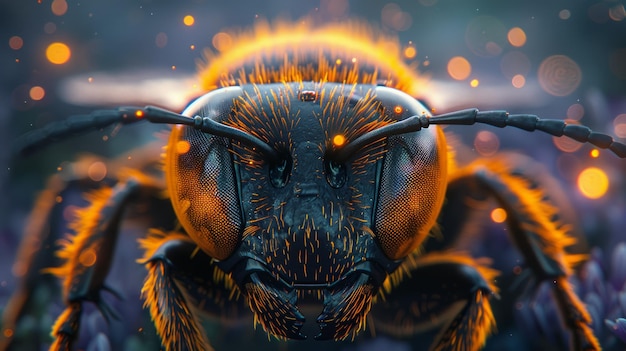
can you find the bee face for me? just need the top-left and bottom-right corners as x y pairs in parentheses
(166, 82), (446, 284)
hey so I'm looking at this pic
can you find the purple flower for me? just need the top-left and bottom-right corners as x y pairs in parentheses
(517, 243), (626, 350)
(605, 318), (626, 344)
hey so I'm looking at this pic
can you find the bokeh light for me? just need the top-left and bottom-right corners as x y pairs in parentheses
(538, 55), (582, 96)
(447, 56), (471, 80)
(512, 74), (526, 88)
(9, 36), (23, 50)
(507, 27), (526, 47)
(559, 9), (571, 20)
(577, 167), (609, 199)
(29, 86), (45, 101)
(176, 140), (191, 154)
(609, 4), (626, 21)
(51, 0), (68, 16)
(45, 42), (71, 64)
(183, 15), (195, 26)
(474, 130), (500, 156)
(87, 161), (107, 181)
(553, 120), (583, 153)
(403, 45), (416, 59)
(212, 32), (233, 52)
(470, 79), (479, 87)
(491, 207), (507, 223)
(78, 248), (97, 267)
(566, 103), (585, 120)
(614, 113), (626, 138)
(155, 32), (168, 48)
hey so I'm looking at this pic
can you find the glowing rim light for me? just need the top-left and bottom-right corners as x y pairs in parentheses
(577, 167), (609, 199)
(198, 20), (429, 96)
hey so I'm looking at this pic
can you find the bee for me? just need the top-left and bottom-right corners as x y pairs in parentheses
(2, 20), (625, 351)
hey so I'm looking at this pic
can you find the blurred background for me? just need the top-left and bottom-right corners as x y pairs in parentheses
(1, 0), (625, 350)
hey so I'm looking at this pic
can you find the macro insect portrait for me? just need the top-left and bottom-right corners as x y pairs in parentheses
(2, 1), (626, 351)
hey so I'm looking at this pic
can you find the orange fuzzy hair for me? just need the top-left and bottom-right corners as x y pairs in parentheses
(197, 20), (429, 97)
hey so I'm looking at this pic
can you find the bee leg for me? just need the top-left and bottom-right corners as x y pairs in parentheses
(444, 158), (600, 350)
(45, 174), (161, 351)
(370, 252), (498, 351)
(0, 175), (104, 351)
(138, 234), (250, 351)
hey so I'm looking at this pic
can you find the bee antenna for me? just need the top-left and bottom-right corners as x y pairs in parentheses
(13, 105), (280, 163)
(332, 108), (626, 162)
(428, 108), (626, 157)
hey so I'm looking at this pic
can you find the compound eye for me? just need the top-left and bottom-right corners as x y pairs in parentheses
(374, 128), (447, 260)
(166, 126), (242, 260)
